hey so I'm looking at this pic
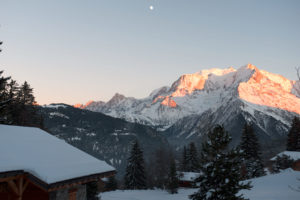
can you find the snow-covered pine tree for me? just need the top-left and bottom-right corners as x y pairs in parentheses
(181, 146), (188, 171)
(105, 176), (118, 191)
(272, 154), (294, 173)
(240, 123), (265, 179)
(187, 142), (200, 172)
(124, 140), (146, 189)
(166, 157), (179, 194)
(287, 117), (300, 151)
(190, 125), (251, 200)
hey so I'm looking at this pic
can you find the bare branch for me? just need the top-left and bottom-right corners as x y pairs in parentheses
(296, 67), (300, 81)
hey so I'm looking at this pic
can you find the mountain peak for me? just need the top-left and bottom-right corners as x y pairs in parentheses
(170, 67), (236, 97)
(74, 100), (95, 109)
(111, 93), (126, 100)
(106, 93), (126, 106)
(238, 64), (300, 115)
(245, 63), (259, 71)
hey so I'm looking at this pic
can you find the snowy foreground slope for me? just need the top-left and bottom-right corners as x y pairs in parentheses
(101, 169), (300, 200)
(241, 169), (300, 200)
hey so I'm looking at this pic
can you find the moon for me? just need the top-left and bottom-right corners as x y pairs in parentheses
(149, 5), (154, 11)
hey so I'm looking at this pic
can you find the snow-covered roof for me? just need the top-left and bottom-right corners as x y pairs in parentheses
(0, 125), (115, 184)
(270, 151), (300, 161)
(179, 172), (200, 182)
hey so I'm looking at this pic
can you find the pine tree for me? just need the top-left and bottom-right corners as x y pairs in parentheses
(5, 79), (19, 124)
(124, 140), (146, 189)
(287, 117), (300, 151)
(0, 66), (42, 126)
(166, 157), (179, 194)
(0, 71), (11, 123)
(18, 81), (36, 106)
(190, 125), (251, 200)
(105, 176), (118, 191)
(187, 142), (200, 172)
(272, 154), (294, 173)
(240, 124), (265, 179)
(16, 81), (40, 126)
(181, 146), (188, 171)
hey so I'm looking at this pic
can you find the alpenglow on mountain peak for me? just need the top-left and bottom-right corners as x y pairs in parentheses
(75, 64), (300, 130)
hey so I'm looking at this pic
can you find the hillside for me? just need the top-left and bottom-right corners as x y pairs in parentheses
(38, 104), (167, 177)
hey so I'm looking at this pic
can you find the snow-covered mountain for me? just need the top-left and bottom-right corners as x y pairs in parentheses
(80, 64), (299, 126)
(77, 64), (300, 151)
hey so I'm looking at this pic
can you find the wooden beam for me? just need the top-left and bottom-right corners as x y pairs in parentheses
(17, 176), (24, 200)
(26, 178), (48, 192)
(0, 174), (23, 183)
(4, 175), (31, 200)
(47, 178), (98, 192)
(8, 180), (19, 195)
(48, 171), (116, 192)
(22, 180), (29, 193)
(18, 176), (23, 194)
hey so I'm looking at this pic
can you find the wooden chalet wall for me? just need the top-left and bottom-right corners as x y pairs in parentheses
(292, 160), (300, 171)
(0, 170), (116, 200)
(0, 172), (48, 200)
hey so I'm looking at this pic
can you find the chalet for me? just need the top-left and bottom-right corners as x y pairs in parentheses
(178, 172), (200, 188)
(270, 151), (300, 171)
(0, 125), (116, 200)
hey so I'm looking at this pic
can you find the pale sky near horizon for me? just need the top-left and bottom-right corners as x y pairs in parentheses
(0, 0), (300, 105)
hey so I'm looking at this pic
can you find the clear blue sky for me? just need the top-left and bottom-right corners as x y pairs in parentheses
(1, 0), (300, 104)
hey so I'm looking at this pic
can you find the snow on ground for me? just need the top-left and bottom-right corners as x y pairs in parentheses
(101, 169), (300, 200)
(42, 104), (67, 109)
(241, 168), (300, 200)
(49, 112), (69, 119)
(101, 189), (197, 200)
(270, 151), (300, 161)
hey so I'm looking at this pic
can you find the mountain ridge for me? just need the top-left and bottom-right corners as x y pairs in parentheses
(75, 64), (300, 131)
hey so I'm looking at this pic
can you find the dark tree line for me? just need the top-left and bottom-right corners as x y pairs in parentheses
(0, 41), (42, 128)
(181, 142), (200, 172)
(287, 117), (300, 151)
(146, 146), (172, 189)
(0, 71), (42, 127)
(124, 140), (179, 194)
(240, 124), (265, 179)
